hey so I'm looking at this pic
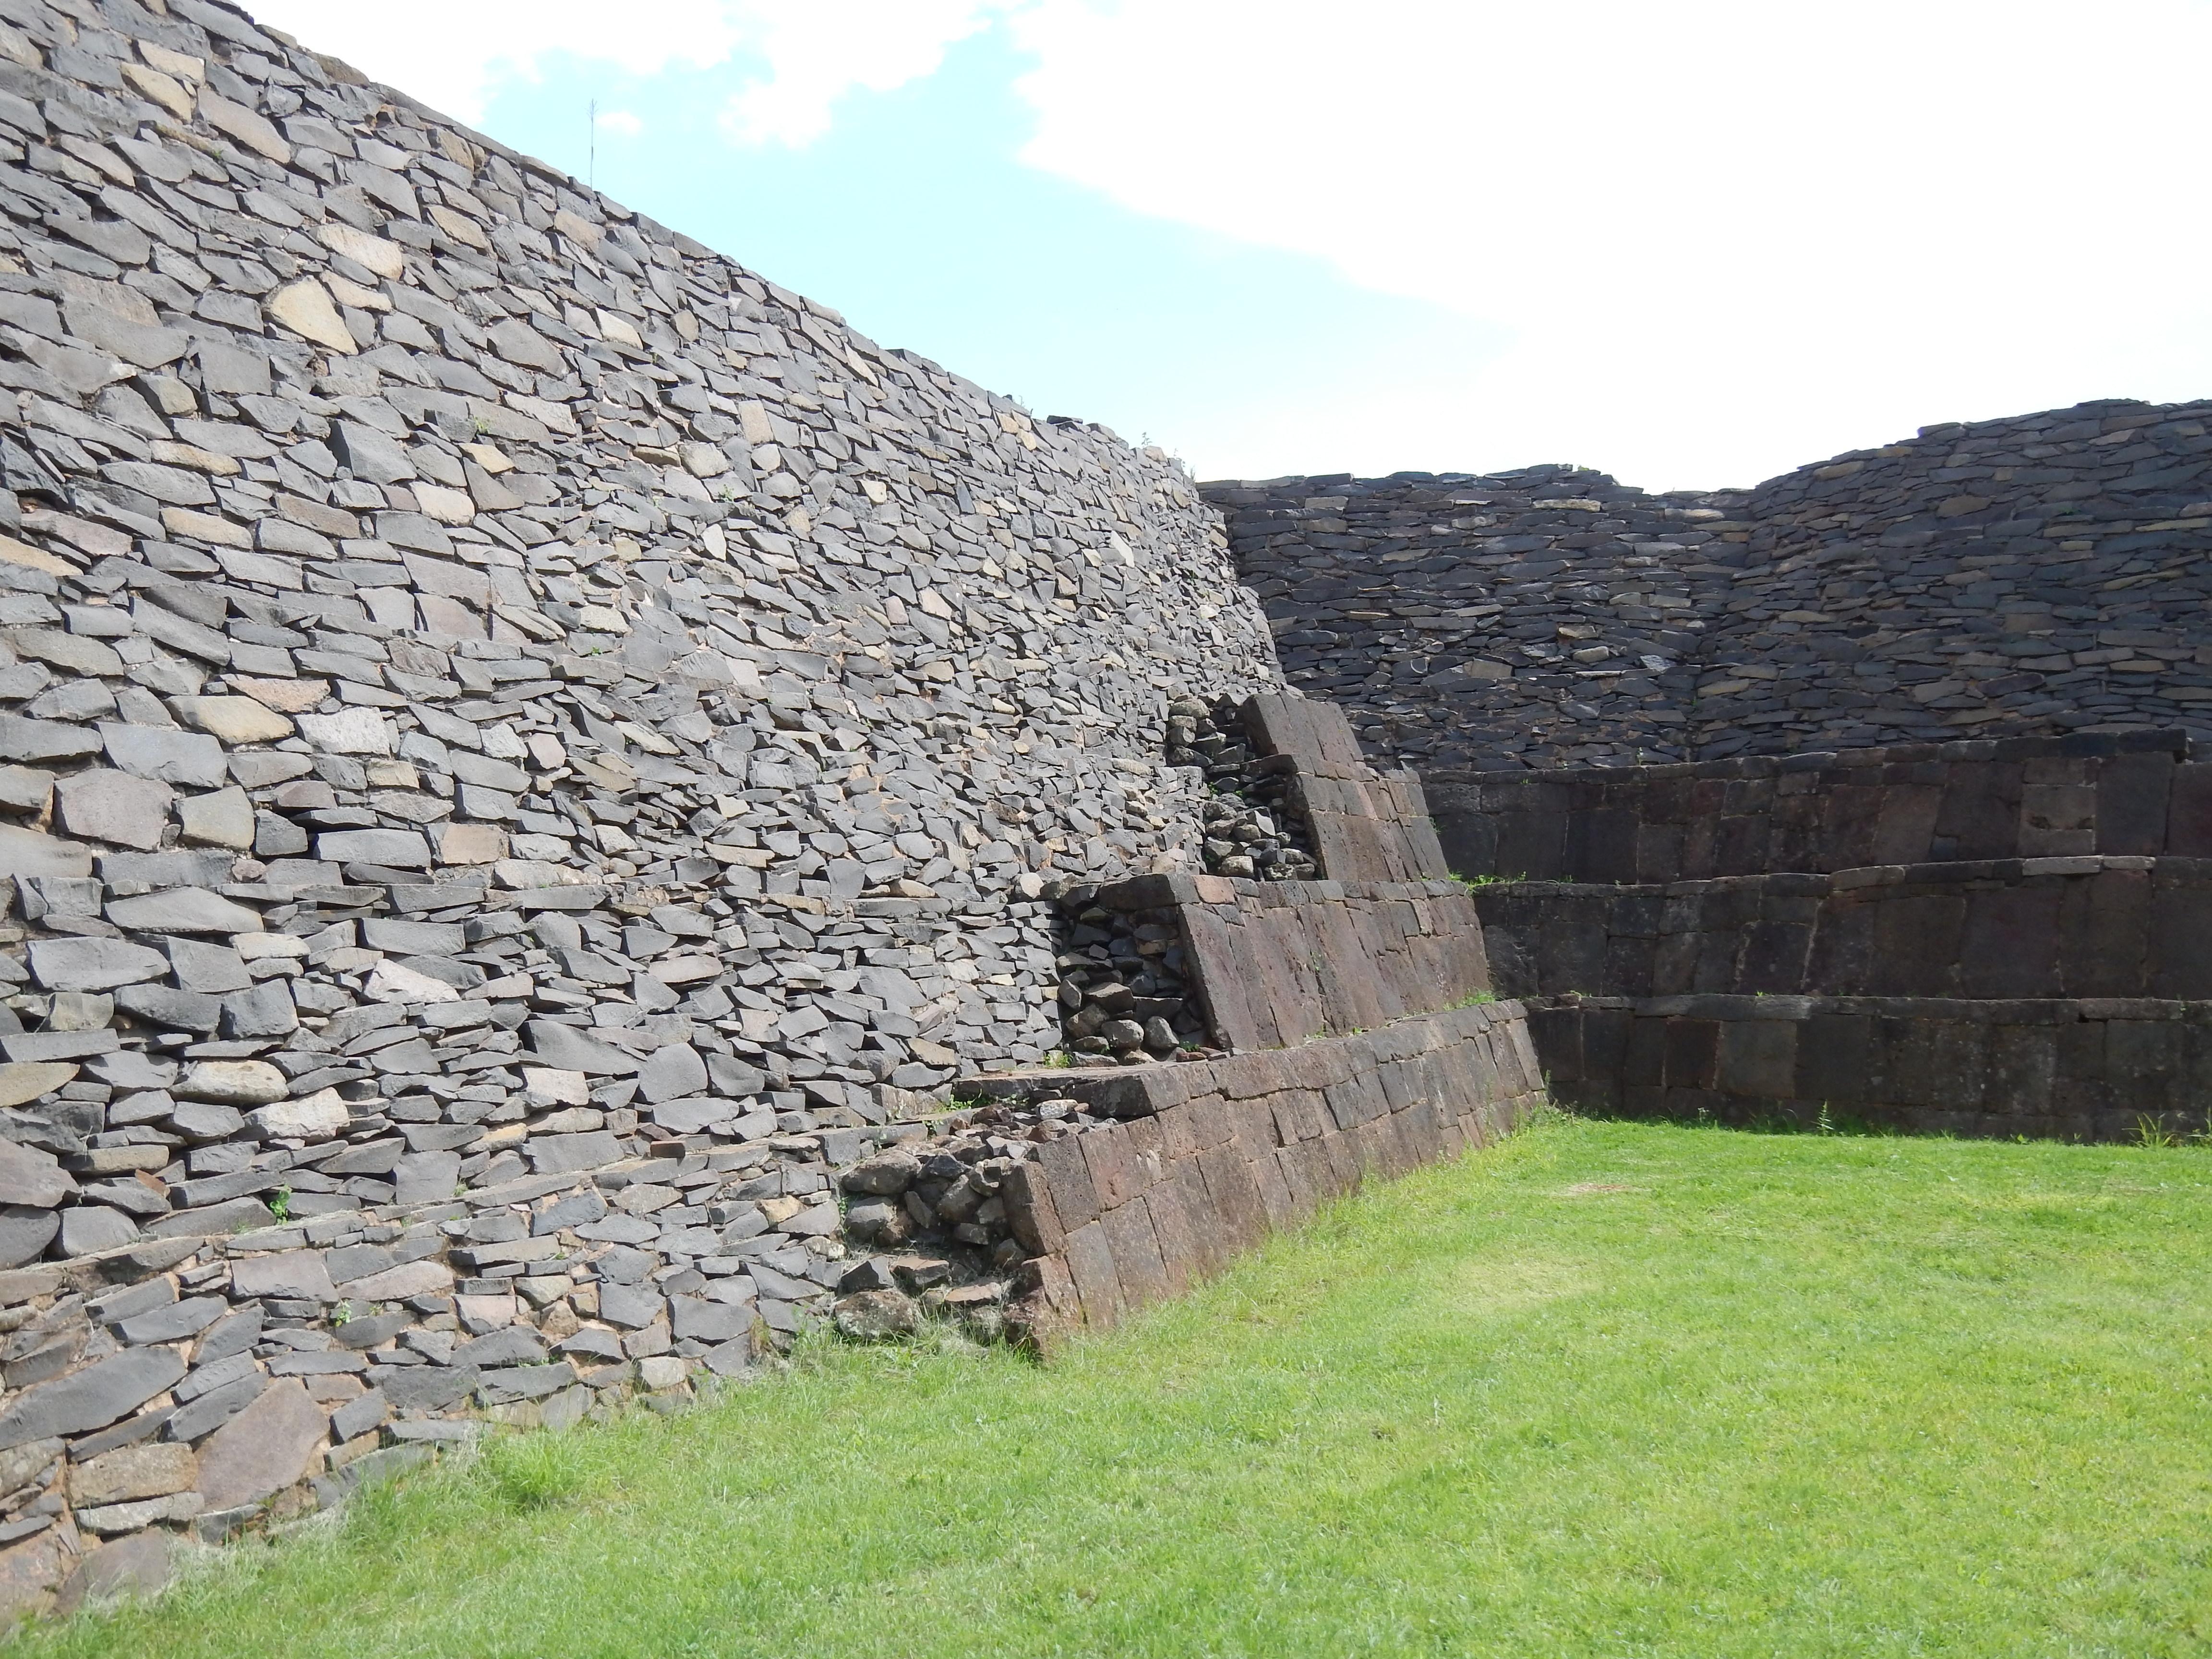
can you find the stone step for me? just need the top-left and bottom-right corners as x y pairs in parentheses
(1476, 854), (2212, 1002)
(1530, 992), (2210, 1142)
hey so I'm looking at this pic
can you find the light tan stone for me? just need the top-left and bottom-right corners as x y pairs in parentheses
(265, 279), (354, 355)
(438, 822), (509, 865)
(552, 208), (602, 248)
(158, 508), (250, 548)
(173, 695), (294, 744)
(0, 1064), (74, 1110)
(195, 88), (290, 164)
(317, 222), (404, 280)
(322, 274), (388, 313)
(227, 677), (328, 715)
(138, 41), (204, 83)
(413, 484), (475, 525)
(0, 536), (74, 577)
(149, 441), (239, 476)
(178, 785), (253, 849)
(69, 1442), (195, 1508)
(175, 1060), (286, 1106)
(121, 63), (191, 119)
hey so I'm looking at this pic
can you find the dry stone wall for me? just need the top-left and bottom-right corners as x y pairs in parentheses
(0, 0), (1286, 1277)
(0, 0), (1340, 1616)
(1208, 398), (2212, 772)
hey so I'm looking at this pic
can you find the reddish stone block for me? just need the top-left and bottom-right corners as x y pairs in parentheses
(2166, 764), (2212, 855)
(1958, 888), (2063, 998)
(1098, 1201), (1170, 1313)
(1986, 1022), (2056, 1115)
(1001, 1162), (1064, 1255)
(2096, 751), (2176, 856)
(1037, 1134), (1098, 1232)
(1661, 1018), (1719, 1089)
(1142, 1181), (1200, 1298)
(1717, 1018), (1797, 1098)
(1155, 1102), (1200, 1162)
(1317, 1127), (1363, 1196)
(1274, 1143), (1321, 1226)
(1081, 1125), (1148, 1211)
(1196, 1143), (1269, 1254)
(1060, 1221), (1125, 1328)
(2150, 884), (2212, 998)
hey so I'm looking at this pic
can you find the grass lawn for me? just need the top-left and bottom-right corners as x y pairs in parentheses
(29, 1113), (2212, 1657)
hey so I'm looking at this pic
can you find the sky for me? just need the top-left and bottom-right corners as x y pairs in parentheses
(244, 0), (2212, 492)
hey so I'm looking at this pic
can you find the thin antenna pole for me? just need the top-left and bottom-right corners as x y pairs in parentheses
(589, 98), (596, 189)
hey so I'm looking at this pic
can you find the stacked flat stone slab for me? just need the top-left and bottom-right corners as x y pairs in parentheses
(1208, 398), (2212, 771)
(1531, 995), (2212, 1142)
(0, 0), (1289, 1285)
(0, 0), (1329, 1617)
(1204, 467), (1721, 770)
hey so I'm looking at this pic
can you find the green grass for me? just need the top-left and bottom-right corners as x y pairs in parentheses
(35, 1115), (2212, 1657)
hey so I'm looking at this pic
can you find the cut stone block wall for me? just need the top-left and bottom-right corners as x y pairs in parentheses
(1476, 856), (2212, 1002)
(1530, 993), (2212, 1142)
(1091, 872), (1491, 1053)
(976, 1002), (1545, 1342)
(1429, 730), (2205, 883)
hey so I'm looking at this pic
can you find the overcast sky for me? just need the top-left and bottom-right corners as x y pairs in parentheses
(244, 0), (2212, 492)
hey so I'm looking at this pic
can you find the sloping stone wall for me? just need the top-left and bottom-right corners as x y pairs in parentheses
(1208, 398), (2212, 771)
(0, 0), (1326, 1617)
(0, 0), (1286, 1288)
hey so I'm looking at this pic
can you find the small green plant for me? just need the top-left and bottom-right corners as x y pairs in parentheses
(1044, 1050), (1071, 1069)
(479, 1430), (591, 1513)
(268, 1186), (293, 1223)
(2132, 1115), (2209, 1150)
(1453, 872), (1526, 890)
(1449, 991), (1498, 1009)
(332, 1300), (354, 1325)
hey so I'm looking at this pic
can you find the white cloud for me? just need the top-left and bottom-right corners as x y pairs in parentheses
(243, 0), (749, 122)
(242, 0), (1000, 144)
(235, 0), (2212, 487)
(1007, 0), (2212, 487)
(594, 108), (643, 137)
(716, 0), (1006, 146)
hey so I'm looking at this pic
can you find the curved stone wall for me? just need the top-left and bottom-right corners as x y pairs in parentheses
(1208, 398), (2212, 771)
